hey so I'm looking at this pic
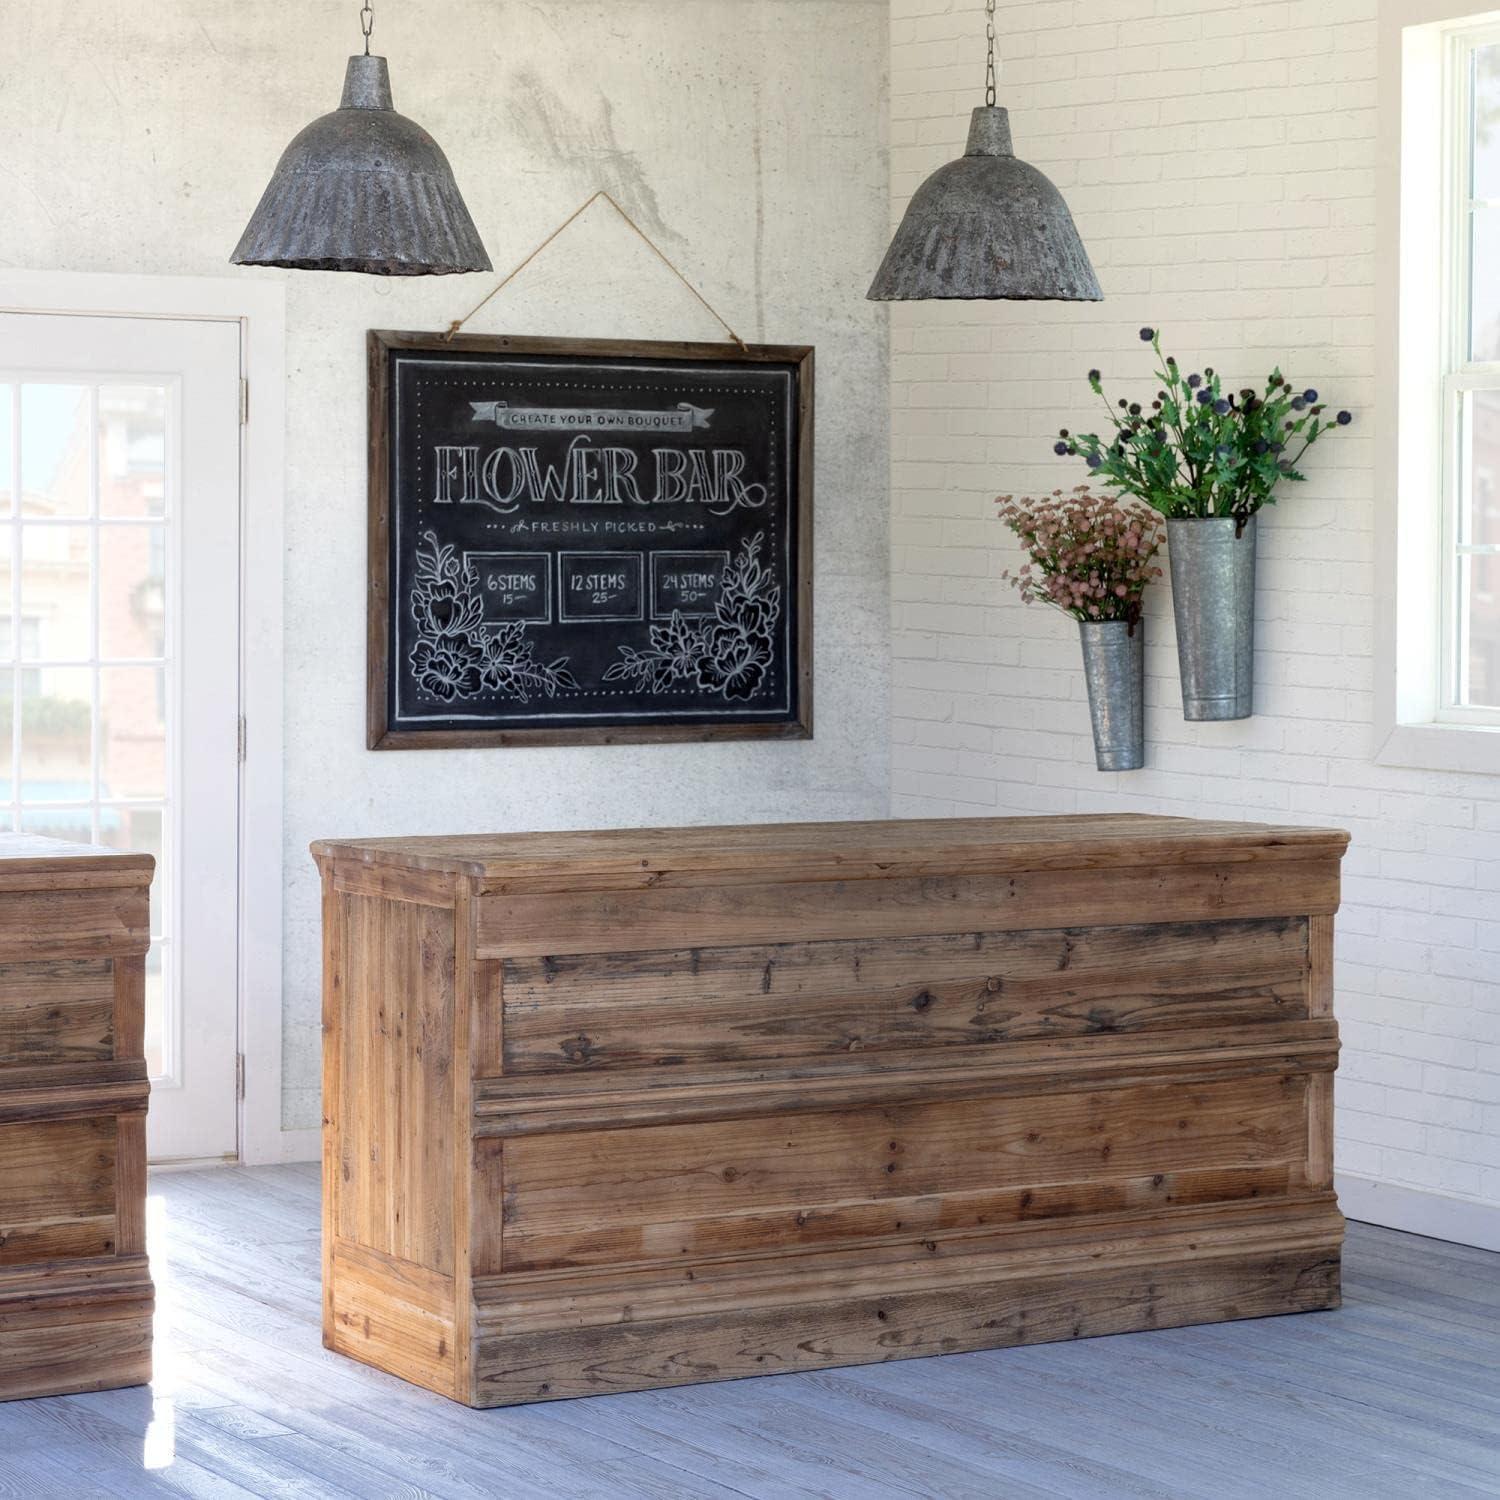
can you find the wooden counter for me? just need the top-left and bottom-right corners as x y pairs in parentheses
(0, 834), (155, 1401)
(312, 814), (1348, 1407)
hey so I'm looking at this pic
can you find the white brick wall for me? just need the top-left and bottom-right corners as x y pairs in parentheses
(888, 0), (1500, 1236)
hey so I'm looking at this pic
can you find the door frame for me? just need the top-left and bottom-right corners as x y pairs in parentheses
(0, 270), (294, 1166)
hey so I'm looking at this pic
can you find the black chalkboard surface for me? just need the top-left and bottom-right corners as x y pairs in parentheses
(367, 332), (813, 749)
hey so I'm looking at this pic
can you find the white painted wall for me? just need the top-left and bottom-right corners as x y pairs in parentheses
(0, 0), (892, 1136)
(888, 0), (1500, 1247)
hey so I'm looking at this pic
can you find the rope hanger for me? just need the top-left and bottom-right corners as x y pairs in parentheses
(444, 190), (748, 350)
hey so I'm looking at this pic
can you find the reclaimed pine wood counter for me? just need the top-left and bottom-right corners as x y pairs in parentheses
(312, 814), (1348, 1407)
(0, 834), (154, 1402)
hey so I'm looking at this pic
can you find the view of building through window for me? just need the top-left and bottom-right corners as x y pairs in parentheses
(0, 382), (170, 1074)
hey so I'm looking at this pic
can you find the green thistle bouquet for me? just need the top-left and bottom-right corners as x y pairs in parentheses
(1053, 328), (1353, 525)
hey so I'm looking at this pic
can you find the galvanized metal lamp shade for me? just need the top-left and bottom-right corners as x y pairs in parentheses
(868, 107), (1101, 302)
(232, 55), (491, 276)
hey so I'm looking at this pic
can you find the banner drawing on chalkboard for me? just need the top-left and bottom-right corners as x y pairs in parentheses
(368, 332), (812, 748)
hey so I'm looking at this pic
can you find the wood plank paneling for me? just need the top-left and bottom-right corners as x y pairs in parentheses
(491, 1164), (1299, 1274)
(501, 918), (1310, 1074)
(0, 887), (148, 962)
(326, 1242), (457, 1401)
(0, 1117), (116, 1228)
(471, 1244), (1341, 1407)
(475, 1022), (1337, 1137)
(0, 1315), (152, 1402)
(334, 891), (457, 1277)
(476, 862), (1341, 959)
(0, 959), (115, 1064)
(501, 1075), (1309, 1271)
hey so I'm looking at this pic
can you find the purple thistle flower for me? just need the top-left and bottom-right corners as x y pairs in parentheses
(1196, 389), (1213, 404)
(1336, 410), (1352, 425)
(1213, 399), (1230, 415)
(1186, 373), (1202, 389)
(1139, 327), (1155, 341)
(1054, 441), (1070, 455)
(1086, 454), (1103, 469)
(1303, 389), (1318, 402)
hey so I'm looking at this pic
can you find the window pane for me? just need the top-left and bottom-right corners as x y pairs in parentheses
(1473, 209), (1500, 361)
(19, 665), (91, 803)
(99, 804), (164, 938)
(99, 386), (166, 518)
(0, 673), (11, 815)
(1461, 553), (1500, 708)
(1476, 44), (1500, 200)
(99, 666), (165, 801)
(1463, 390), (1500, 545)
(0, 553), (12, 661)
(20, 385), (90, 518)
(99, 524), (166, 660)
(21, 524), (91, 660)
(0, 386), (12, 518)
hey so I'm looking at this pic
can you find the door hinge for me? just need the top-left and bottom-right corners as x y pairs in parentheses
(237, 715), (247, 763)
(240, 376), (250, 426)
(236, 1053), (246, 1100)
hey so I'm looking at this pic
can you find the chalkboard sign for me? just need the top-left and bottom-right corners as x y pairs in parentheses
(367, 332), (813, 749)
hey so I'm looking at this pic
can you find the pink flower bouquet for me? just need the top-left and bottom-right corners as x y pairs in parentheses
(997, 486), (1165, 629)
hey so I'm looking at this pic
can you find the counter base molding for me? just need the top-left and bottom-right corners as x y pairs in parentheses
(0, 835), (155, 1403)
(312, 814), (1348, 1407)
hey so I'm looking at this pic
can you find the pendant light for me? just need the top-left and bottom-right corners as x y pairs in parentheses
(231, 2), (491, 276)
(868, 0), (1100, 302)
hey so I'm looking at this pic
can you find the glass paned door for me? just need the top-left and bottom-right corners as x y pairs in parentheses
(0, 313), (240, 1161)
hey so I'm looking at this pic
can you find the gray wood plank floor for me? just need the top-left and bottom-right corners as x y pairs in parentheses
(1, 1163), (1497, 1498)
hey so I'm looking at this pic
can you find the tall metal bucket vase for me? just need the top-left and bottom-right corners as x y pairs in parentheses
(1078, 618), (1145, 771)
(1166, 515), (1256, 721)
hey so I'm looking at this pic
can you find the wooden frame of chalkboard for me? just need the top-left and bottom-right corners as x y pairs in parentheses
(367, 330), (814, 750)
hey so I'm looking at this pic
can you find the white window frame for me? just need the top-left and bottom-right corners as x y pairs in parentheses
(0, 269), (297, 1164)
(1376, 2), (1500, 773)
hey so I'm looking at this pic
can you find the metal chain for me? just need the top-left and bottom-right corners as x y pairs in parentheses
(359, 0), (374, 55)
(985, 0), (997, 107)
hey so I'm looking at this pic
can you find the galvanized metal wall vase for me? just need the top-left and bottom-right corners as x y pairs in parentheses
(1167, 514), (1256, 721)
(1055, 329), (1353, 721)
(1079, 618), (1145, 772)
(997, 488), (1164, 772)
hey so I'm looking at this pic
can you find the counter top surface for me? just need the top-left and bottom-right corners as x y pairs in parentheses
(0, 832), (154, 874)
(312, 813), (1350, 884)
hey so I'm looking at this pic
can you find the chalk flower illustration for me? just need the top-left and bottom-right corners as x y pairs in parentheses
(605, 533), (780, 701)
(409, 533), (576, 704)
(411, 637), (486, 701)
(694, 622), (772, 699)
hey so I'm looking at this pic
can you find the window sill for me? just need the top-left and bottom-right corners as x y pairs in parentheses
(1376, 721), (1500, 775)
